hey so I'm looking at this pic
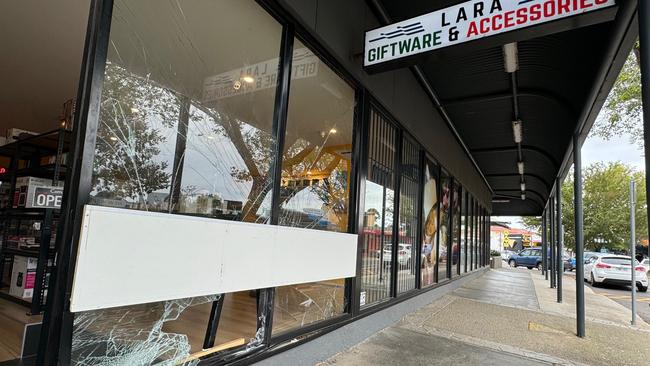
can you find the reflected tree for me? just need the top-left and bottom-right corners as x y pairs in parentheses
(94, 64), (172, 206)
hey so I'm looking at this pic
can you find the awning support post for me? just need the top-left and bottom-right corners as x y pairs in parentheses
(639, 0), (650, 268)
(556, 177), (563, 303)
(574, 134), (585, 337)
(542, 209), (547, 277)
(550, 195), (556, 288)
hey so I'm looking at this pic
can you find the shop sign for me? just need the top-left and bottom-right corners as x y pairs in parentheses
(32, 186), (63, 208)
(203, 48), (319, 102)
(364, 0), (615, 67)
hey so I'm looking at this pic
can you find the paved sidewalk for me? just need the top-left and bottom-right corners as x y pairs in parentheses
(531, 269), (650, 328)
(324, 268), (650, 366)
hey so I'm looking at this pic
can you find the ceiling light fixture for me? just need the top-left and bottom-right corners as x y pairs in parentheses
(329, 128), (337, 134)
(503, 42), (519, 73)
(242, 75), (255, 84)
(521, 193), (526, 200)
(517, 161), (525, 175)
(512, 120), (523, 143)
(520, 182), (526, 191)
(492, 199), (510, 203)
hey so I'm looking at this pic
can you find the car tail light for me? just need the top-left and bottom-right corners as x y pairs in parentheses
(595, 263), (611, 269)
(635, 266), (646, 272)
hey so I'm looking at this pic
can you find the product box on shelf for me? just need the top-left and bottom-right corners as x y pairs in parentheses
(9, 255), (37, 299)
(39, 153), (68, 166)
(6, 128), (37, 142)
(12, 176), (64, 209)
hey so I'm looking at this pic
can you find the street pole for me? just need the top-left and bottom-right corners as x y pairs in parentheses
(630, 179), (637, 326)
(574, 134), (585, 338)
(639, 0), (650, 290)
(556, 177), (563, 303)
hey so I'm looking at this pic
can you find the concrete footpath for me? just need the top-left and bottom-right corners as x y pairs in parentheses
(323, 268), (650, 366)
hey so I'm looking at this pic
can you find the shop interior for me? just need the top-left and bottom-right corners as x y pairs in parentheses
(0, 0), (88, 362)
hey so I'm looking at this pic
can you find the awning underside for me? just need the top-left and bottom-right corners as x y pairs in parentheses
(378, 0), (635, 216)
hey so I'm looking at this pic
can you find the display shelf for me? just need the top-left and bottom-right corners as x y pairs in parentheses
(0, 164), (68, 180)
(0, 288), (32, 307)
(0, 129), (72, 158)
(0, 129), (66, 315)
(1, 247), (55, 258)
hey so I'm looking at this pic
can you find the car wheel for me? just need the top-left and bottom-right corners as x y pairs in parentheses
(590, 273), (599, 287)
(536, 262), (543, 271)
(527, 266), (533, 270)
(638, 285), (648, 293)
(509, 260), (516, 268)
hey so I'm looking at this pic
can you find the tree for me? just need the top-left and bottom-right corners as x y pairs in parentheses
(521, 216), (541, 233)
(560, 162), (647, 252)
(592, 41), (643, 146)
(93, 64), (173, 206)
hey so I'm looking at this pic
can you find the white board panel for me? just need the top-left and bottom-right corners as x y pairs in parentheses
(70, 205), (357, 312)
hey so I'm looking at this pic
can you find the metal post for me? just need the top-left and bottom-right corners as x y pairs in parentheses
(630, 180), (637, 326)
(556, 178), (563, 303)
(574, 134), (585, 337)
(542, 209), (547, 277)
(550, 196), (556, 288)
(639, 0), (650, 292)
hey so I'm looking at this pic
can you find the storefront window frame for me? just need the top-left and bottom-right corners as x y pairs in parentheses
(41, 0), (493, 364)
(43, 0), (364, 364)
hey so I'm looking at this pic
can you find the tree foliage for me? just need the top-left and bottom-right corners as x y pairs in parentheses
(559, 162), (647, 252)
(592, 42), (642, 146)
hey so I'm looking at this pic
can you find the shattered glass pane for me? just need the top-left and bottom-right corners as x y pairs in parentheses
(77, 0), (287, 363)
(272, 279), (345, 335)
(71, 295), (219, 366)
(90, 0), (283, 225)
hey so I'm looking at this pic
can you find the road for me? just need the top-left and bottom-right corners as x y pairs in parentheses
(563, 270), (650, 323)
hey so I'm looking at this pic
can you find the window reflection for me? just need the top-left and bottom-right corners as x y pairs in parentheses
(451, 182), (461, 276)
(461, 190), (467, 273)
(84, 0), (284, 359)
(421, 159), (439, 287)
(438, 172), (451, 282)
(272, 38), (354, 334)
(397, 136), (419, 294)
(360, 109), (396, 306)
(91, 0), (282, 225)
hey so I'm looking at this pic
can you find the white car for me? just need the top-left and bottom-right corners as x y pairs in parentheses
(382, 244), (413, 267)
(584, 254), (648, 292)
(641, 258), (649, 274)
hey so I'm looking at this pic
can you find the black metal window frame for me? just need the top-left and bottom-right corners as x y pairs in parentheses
(36, 0), (493, 364)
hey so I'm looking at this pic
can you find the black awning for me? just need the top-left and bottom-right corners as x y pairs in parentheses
(375, 0), (637, 215)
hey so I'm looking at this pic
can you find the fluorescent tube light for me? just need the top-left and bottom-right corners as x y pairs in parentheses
(520, 182), (526, 191)
(517, 161), (524, 175)
(521, 193), (526, 200)
(503, 42), (519, 73)
(512, 120), (523, 143)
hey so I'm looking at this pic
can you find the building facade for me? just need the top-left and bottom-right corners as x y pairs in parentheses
(0, 1), (497, 365)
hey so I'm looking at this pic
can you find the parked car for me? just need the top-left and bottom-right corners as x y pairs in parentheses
(584, 254), (648, 292)
(569, 251), (599, 270)
(639, 258), (650, 278)
(508, 248), (543, 270)
(501, 250), (516, 261)
(563, 254), (574, 271)
(382, 243), (413, 267)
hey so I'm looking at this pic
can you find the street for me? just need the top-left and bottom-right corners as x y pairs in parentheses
(544, 268), (650, 323)
(585, 279), (650, 323)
